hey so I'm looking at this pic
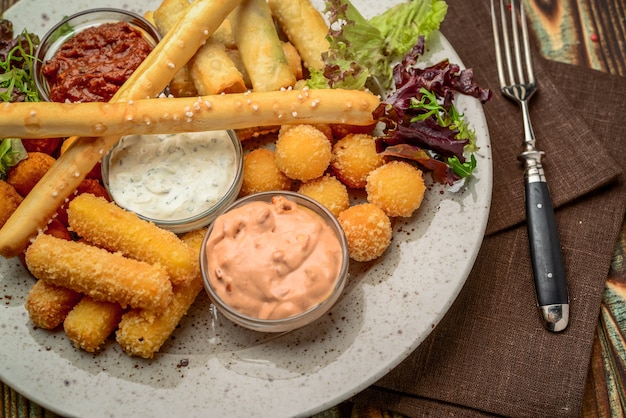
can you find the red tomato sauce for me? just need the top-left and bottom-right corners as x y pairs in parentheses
(42, 21), (153, 103)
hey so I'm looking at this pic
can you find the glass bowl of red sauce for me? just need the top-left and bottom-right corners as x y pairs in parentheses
(33, 8), (161, 103)
(200, 191), (350, 333)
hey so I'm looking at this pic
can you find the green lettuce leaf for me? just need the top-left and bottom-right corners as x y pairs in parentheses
(0, 138), (27, 179)
(307, 0), (448, 90)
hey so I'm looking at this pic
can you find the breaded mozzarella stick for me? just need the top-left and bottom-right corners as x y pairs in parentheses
(25, 234), (173, 311)
(67, 194), (197, 287)
(116, 228), (206, 358)
(25, 279), (82, 329)
(64, 296), (124, 353)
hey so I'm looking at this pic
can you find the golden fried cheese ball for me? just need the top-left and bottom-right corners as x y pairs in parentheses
(366, 161), (426, 217)
(330, 133), (384, 189)
(274, 124), (331, 181)
(338, 203), (392, 262)
(298, 175), (349, 217)
(0, 180), (23, 228)
(241, 148), (292, 196)
(7, 152), (56, 197)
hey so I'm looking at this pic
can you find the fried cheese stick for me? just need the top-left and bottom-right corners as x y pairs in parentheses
(0, 0), (243, 258)
(64, 296), (124, 352)
(67, 193), (197, 287)
(0, 89), (380, 139)
(116, 228), (206, 359)
(268, 0), (330, 70)
(25, 279), (82, 329)
(232, 0), (296, 91)
(25, 234), (173, 311)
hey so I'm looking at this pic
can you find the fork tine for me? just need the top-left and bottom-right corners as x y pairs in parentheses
(519, 0), (536, 84)
(490, 0), (507, 89)
(498, 0), (516, 86)
(510, 0), (526, 84)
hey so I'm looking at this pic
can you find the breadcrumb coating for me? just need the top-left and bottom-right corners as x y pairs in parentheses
(0, 180), (23, 228)
(64, 296), (124, 352)
(366, 161), (426, 217)
(338, 203), (392, 262)
(298, 174), (349, 217)
(25, 234), (173, 311)
(241, 148), (292, 196)
(25, 279), (82, 330)
(116, 228), (206, 358)
(67, 193), (197, 287)
(330, 134), (384, 189)
(275, 124), (331, 181)
(7, 152), (55, 196)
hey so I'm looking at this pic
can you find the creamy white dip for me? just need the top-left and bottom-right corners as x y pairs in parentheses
(107, 130), (238, 221)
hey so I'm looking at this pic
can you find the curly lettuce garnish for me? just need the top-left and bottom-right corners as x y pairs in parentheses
(0, 19), (40, 103)
(374, 39), (492, 184)
(305, 1), (491, 185)
(0, 19), (41, 178)
(307, 0), (447, 90)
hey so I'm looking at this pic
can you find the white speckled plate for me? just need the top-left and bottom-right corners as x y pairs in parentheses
(0, 1), (492, 416)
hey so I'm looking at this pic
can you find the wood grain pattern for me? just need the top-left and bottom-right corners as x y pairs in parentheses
(525, 0), (626, 76)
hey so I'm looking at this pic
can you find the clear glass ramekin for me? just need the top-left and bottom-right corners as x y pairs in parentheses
(101, 130), (244, 235)
(200, 191), (350, 332)
(33, 8), (162, 102)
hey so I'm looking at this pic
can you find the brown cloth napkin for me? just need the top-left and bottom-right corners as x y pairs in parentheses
(350, 0), (626, 417)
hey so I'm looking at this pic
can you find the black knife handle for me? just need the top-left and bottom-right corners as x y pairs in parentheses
(525, 175), (569, 331)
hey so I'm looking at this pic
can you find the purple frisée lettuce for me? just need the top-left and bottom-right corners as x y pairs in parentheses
(307, 1), (492, 185)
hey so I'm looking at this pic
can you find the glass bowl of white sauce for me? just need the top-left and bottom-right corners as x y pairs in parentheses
(101, 129), (243, 234)
(200, 191), (350, 333)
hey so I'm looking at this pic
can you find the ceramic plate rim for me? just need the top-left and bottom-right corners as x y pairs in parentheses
(0, 1), (492, 416)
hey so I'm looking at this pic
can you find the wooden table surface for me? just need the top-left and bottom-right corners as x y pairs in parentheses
(1, 0), (625, 416)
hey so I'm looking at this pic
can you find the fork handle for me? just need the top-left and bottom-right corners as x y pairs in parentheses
(522, 151), (570, 332)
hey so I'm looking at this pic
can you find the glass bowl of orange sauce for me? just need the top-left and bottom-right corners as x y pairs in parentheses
(200, 191), (350, 332)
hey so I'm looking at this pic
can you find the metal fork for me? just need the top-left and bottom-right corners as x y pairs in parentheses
(490, 0), (569, 332)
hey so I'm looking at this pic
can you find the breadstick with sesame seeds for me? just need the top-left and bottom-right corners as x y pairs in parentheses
(0, 88), (379, 139)
(0, 0), (243, 258)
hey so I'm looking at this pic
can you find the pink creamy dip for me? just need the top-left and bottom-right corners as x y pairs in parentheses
(204, 196), (342, 320)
